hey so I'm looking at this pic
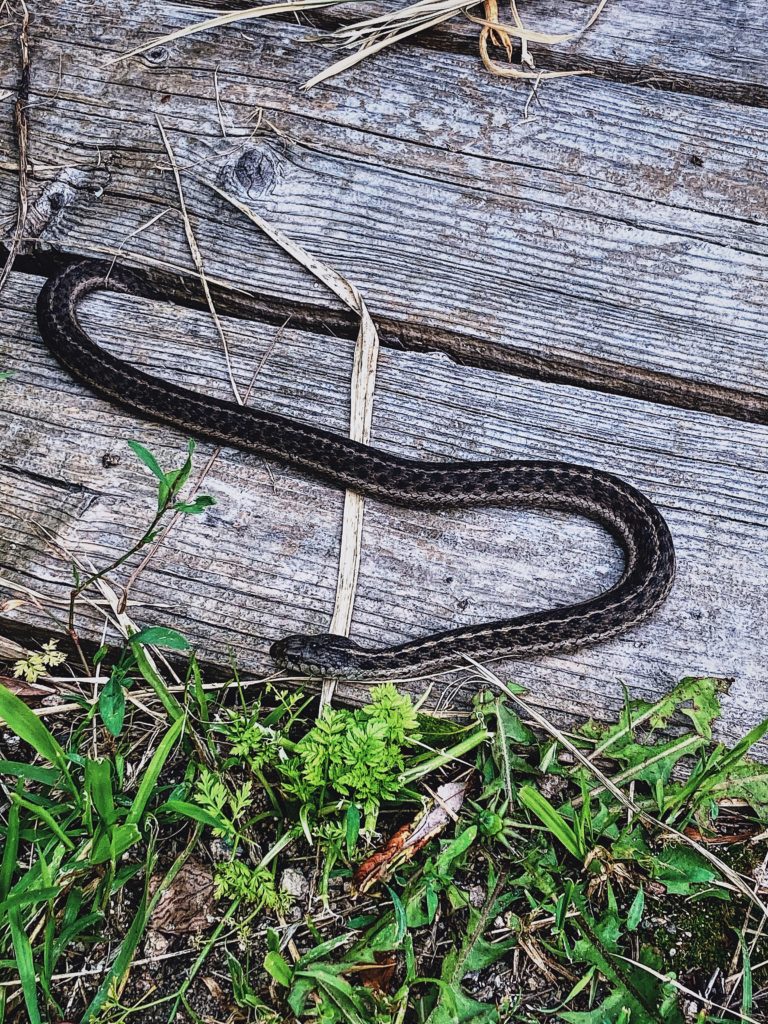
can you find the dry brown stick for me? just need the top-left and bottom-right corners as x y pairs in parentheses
(0, 0), (30, 296)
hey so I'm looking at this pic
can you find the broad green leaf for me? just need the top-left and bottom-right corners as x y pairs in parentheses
(627, 886), (645, 931)
(127, 439), (165, 481)
(90, 823), (141, 865)
(425, 978), (498, 1024)
(264, 950), (292, 987)
(162, 440), (196, 501)
(461, 931), (517, 975)
(173, 495), (215, 514)
(675, 677), (728, 739)
(416, 713), (472, 746)
(652, 846), (717, 896)
(99, 675), (125, 736)
(85, 758), (116, 825)
(710, 760), (768, 818)
(435, 826), (477, 875)
(130, 626), (190, 650)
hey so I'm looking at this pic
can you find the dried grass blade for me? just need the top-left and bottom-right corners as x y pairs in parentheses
(200, 180), (381, 707)
(303, 6), (467, 89)
(103, 0), (346, 67)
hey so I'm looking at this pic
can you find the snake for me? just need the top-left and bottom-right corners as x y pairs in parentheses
(36, 259), (676, 679)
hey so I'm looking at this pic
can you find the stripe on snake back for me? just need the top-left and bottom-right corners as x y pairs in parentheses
(36, 259), (676, 679)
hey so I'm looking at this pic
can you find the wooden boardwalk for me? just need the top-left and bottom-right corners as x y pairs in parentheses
(1, 0), (767, 736)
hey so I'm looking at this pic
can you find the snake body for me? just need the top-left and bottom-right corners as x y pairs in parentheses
(36, 260), (676, 678)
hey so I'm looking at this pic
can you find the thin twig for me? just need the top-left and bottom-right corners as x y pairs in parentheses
(155, 115), (244, 405)
(0, 0), (30, 296)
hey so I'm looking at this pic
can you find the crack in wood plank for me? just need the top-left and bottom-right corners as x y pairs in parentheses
(11, 252), (768, 426)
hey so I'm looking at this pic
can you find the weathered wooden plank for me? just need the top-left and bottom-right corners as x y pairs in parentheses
(7, 0), (767, 413)
(166, 0), (768, 103)
(2, 271), (767, 743)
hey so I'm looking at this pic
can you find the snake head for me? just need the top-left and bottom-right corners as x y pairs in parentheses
(270, 633), (364, 677)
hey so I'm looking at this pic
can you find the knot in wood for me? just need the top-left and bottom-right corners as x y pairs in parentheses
(142, 45), (170, 67)
(231, 145), (279, 198)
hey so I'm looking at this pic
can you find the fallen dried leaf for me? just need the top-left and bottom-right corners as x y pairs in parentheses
(0, 674), (54, 698)
(355, 776), (470, 893)
(147, 859), (217, 938)
(684, 824), (759, 845)
(344, 952), (397, 993)
(202, 975), (226, 1004)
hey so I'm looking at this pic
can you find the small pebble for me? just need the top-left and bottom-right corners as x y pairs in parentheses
(280, 867), (308, 899)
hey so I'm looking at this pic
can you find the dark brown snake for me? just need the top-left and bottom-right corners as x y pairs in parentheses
(36, 259), (676, 679)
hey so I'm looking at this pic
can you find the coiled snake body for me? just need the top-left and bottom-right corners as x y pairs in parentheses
(36, 260), (676, 678)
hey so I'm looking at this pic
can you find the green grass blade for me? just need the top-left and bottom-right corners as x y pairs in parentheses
(126, 715), (184, 826)
(8, 907), (42, 1024)
(0, 887), (61, 916)
(0, 761), (59, 786)
(0, 683), (70, 782)
(14, 794), (76, 850)
(129, 643), (184, 722)
(519, 785), (583, 860)
(159, 798), (231, 832)
(740, 934), (753, 1017)
(0, 789), (20, 901)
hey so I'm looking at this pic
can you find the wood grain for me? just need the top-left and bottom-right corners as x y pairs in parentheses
(2, 272), (767, 742)
(6, 0), (766, 406)
(1, 0), (767, 744)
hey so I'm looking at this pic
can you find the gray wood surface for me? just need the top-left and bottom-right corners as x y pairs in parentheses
(9, 2), (768, 401)
(1, 0), (767, 739)
(3, 272), (768, 740)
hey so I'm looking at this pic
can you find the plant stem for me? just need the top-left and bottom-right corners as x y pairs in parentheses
(401, 729), (491, 784)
